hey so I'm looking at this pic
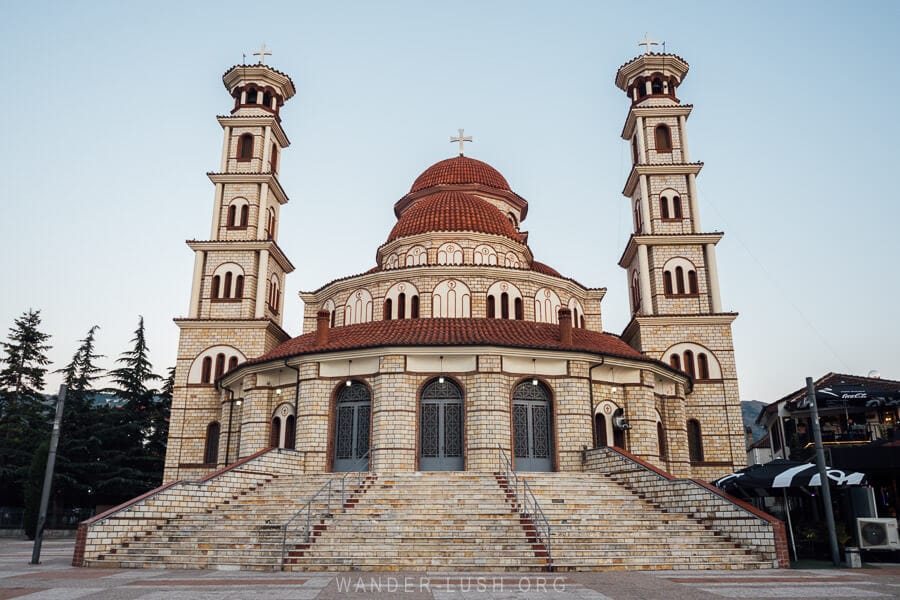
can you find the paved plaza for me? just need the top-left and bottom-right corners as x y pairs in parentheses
(2, 540), (900, 599)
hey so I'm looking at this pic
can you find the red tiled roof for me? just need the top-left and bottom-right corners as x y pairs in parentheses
(411, 156), (510, 193)
(530, 261), (561, 277)
(250, 318), (648, 365)
(387, 191), (521, 243)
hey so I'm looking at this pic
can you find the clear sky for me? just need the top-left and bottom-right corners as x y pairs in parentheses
(2, 1), (898, 403)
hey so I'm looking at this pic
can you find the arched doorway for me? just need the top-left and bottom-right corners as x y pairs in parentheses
(419, 378), (464, 471)
(512, 380), (554, 471)
(333, 382), (370, 472)
(270, 403), (296, 449)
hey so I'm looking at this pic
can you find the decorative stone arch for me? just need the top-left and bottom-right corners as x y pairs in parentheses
(268, 274), (281, 312)
(567, 297), (586, 328)
(533, 287), (561, 324)
(384, 253), (399, 270)
(486, 281), (523, 320)
(662, 342), (722, 380)
(226, 197), (250, 228)
(432, 279), (471, 318)
(383, 281), (420, 320)
(658, 187), (683, 220)
(270, 402), (296, 449)
(504, 252), (520, 268)
(662, 257), (698, 296)
(633, 197), (643, 233)
(473, 244), (498, 266)
(593, 400), (621, 449)
(344, 288), (374, 325)
(405, 245), (427, 267)
(212, 262), (245, 300)
(330, 380), (372, 472)
(630, 269), (641, 313)
(437, 242), (463, 265)
(188, 345), (246, 384)
(654, 409), (667, 461)
(511, 378), (555, 472)
(322, 299), (336, 328)
(418, 377), (465, 471)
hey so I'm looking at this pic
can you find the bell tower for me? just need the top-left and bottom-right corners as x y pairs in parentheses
(615, 44), (746, 477)
(164, 51), (297, 482)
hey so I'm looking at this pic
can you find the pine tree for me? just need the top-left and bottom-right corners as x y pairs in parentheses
(53, 326), (105, 509)
(0, 309), (52, 508)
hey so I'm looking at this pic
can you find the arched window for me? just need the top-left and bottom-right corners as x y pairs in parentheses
(486, 295), (496, 318)
(683, 350), (696, 378)
(270, 143), (278, 172)
(673, 196), (682, 219)
(633, 199), (643, 233)
(223, 272), (233, 298)
(655, 124), (672, 153)
(204, 422), (220, 464)
(238, 133), (254, 161)
(397, 293), (407, 319)
(227, 204), (236, 226)
(657, 422), (667, 460)
(432, 280), (471, 318)
(270, 417), (281, 448)
(669, 354), (681, 371)
(580, 315), (585, 328)
(262, 90), (273, 108)
(284, 415), (296, 450)
(473, 245), (497, 265)
(214, 353), (226, 379)
(501, 292), (510, 319)
(697, 353), (710, 379)
(595, 413), (608, 447)
(631, 271), (641, 313)
(269, 276), (280, 312)
(344, 289), (374, 324)
(234, 275), (244, 299)
(533, 288), (562, 324)
(514, 297), (523, 320)
(660, 196), (670, 219)
(651, 77), (664, 94)
(240, 204), (249, 227)
(688, 270), (698, 294)
(688, 419), (704, 462)
(663, 271), (673, 295)
(631, 137), (639, 164)
(266, 207), (276, 240)
(211, 275), (221, 300)
(245, 88), (258, 104)
(437, 243), (463, 265)
(411, 295), (420, 318)
(384, 298), (393, 320)
(201, 357), (212, 384)
(636, 78), (647, 98)
(227, 356), (238, 372)
(675, 266), (685, 294)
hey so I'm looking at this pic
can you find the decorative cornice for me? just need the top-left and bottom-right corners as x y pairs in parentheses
(207, 172), (289, 205)
(375, 229), (533, 267)
(186, 239), (295, 273)
(222, 64), (296, 100)
(217, 115), (290, 147)
(621, 313), (739, 343)
(174, 318), (291, 341)
(623, 163), (704, 197)
(618, 232), (724, 267)
(615, 53), (690, 91)
(621, 105), (693, 139)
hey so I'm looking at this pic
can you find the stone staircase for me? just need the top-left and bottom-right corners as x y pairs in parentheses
(284, 472), (548, 571)
(500, 472), (773, 571)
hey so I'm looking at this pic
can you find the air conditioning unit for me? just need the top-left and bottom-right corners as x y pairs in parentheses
(857, 518), (900, 550)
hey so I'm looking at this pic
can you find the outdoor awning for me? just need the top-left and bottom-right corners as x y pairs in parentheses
(786, 383), (900, 411)
(712, 459), (867, 497)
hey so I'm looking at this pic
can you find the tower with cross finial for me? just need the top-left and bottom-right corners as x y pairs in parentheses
(613, 46), (745, 477)
(163, 57), (299, 482)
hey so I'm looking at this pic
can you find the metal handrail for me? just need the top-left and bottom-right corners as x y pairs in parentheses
(280, 448), (373, 569)
(497, 445), (552, 567)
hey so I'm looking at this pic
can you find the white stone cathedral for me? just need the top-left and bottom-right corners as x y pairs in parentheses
(163, 48), (745, 484)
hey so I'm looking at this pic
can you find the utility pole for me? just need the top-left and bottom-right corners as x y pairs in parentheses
(31, 385), (66, 565)
(807, 377), (841, 566)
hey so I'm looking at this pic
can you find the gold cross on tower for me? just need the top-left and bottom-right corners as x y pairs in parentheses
(638, 33), (660, 55)
(253, 43), (272, 65)
(450, 129), (473, 156)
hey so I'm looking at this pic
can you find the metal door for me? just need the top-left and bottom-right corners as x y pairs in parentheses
(512, 381), (553, 471)
(333, 382), (370, 472)
(419, 379), (464, 471)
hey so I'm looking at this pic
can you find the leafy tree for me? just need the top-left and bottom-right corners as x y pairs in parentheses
(0, 309), (52, 508)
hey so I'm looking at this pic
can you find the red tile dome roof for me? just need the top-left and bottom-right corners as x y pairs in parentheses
(387, 191), (521, 243)
(410, 156), (511, 193)
(250, 318), (649, 366)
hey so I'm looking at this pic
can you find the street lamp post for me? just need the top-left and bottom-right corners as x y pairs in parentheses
(807, 377), (841, 566)
(31, 385), (66, 565)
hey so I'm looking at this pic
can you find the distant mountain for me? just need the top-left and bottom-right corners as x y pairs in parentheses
(741, 400), (768, 443)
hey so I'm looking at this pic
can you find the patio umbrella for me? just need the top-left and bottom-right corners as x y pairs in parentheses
(712, 459), (867, 562)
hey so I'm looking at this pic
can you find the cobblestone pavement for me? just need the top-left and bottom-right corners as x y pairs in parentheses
(2, 540), (899, 599)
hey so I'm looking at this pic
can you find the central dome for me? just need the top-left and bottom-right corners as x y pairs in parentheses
(410, 156), (510, 193)
(387, 191), (520, 243)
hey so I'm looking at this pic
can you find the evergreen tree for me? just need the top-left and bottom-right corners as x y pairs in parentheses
(100, 317), (165, 502)
(0, 309), (52, 508)
(53, 326), (105, 509)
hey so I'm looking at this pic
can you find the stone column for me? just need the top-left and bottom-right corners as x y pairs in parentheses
(622, 371), (657, 459)
(704, 243), (723, 312)
(220, 126), (231, 172)
(661, 389), (690, 477)
(372, 355), (416, 472)
(638, 174), (652, 233)
(555, 361), (593, 471)
(465, 355), (510, 471)
(296, 362), (329, 472)
(239, 376), (270, 458)
(188, 250), (205, 318)
(688, 174), (701, 232)
(635, 116), (647, 164)
(637, 244), (653, 315)
(210, 183), (224, 239)
(678, 115), (690, 162)
(255, 249), (270, 318)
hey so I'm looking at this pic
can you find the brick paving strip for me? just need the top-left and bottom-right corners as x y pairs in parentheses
(9, 569), (123, 580)
(128, 578), (309, 586)
(0, 590), (47, 600)
(665, 576), (851, 583)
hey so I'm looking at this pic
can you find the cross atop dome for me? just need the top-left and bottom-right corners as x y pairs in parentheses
(450, 129), (473, 156)
(253, 43), (272, 65)
(638, 33), (661, 54)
